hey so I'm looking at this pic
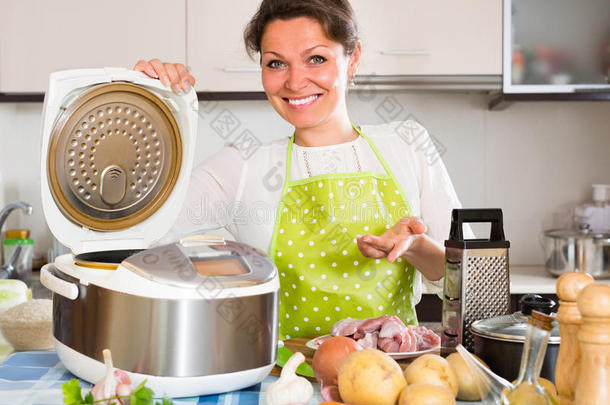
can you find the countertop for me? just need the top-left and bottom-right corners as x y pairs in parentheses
(507, 265), (610, 294)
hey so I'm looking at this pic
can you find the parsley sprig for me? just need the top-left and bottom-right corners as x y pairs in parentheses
(61, 378), (173, 405)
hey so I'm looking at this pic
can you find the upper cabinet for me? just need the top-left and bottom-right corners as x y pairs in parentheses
(503, 0), (610, 93)
(187, 0), (263, 92)
(351, 0), (502, 76)
(0, 0), (502, 94)
(0, 0), (186, 93)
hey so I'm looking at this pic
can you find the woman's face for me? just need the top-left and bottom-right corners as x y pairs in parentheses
(260, 17), (360, 130)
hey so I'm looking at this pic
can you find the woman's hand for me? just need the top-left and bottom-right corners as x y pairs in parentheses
(357, 216), (445, 281)
(133, 59), (195, 94)
(356, 216), (426, 263)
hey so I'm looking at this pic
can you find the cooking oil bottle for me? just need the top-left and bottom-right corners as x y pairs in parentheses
(502, 310), (559, 405)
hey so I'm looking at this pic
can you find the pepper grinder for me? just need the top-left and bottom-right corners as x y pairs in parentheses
(555, 272), (594, 405)
(574, 283), (610, 405)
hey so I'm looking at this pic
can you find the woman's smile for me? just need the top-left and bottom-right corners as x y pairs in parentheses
(283, 93), (323, 109)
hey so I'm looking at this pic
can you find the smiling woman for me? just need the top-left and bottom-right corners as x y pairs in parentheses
(243, 0), (360, 143)
(134, 0), (470, 340)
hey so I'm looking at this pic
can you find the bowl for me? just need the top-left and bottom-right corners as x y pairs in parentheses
(0, 299), (53, 350)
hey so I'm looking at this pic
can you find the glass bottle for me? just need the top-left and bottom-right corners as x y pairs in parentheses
(502, 310), (558, 405)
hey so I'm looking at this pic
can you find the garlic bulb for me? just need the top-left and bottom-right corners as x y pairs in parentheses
(266, 352), (314, 405)
(90, 349), (132, 405)
(90, 349), (119, 405)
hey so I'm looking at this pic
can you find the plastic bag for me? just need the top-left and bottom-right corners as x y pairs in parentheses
(456, 345), (512, 404)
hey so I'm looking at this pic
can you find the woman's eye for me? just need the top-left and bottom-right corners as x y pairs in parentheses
(267, 60), (285, 69)
(309, 55), (327, 64)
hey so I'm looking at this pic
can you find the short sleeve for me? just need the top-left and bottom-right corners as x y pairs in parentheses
(162, 143), (247, 242)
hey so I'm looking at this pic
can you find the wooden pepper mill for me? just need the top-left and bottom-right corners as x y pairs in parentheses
(555, 272), (595, 405)
(573, 283), (610, 405)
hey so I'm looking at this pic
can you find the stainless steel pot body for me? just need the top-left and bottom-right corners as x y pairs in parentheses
(51, 266), (278, 377)
(543, 229), (610, 279)
(473, 333), (559, 383)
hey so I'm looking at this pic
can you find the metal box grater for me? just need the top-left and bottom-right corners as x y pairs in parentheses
(441, 209), (510, 353)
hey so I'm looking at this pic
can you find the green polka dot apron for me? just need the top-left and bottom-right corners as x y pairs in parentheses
(269, 126), (418, 340)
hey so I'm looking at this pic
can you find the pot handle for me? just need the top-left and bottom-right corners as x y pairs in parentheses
(40, 263), (79, 300)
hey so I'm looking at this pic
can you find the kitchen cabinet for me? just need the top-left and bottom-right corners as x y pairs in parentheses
(0, 0), (185, 93)
(187, 0), (264, 92)
(351, 0), (502, 76)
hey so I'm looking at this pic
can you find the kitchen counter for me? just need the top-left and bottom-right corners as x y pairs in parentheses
(508, 266), (610, 294)
(420, 265), (610, 295)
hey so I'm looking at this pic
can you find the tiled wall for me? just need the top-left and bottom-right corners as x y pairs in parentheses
(1, 92), (609, 265)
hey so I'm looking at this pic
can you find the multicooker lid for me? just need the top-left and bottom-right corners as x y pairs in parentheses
(41, 68), (198, 254)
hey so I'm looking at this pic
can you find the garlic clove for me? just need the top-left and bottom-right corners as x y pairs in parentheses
(266, 352), (314, 405)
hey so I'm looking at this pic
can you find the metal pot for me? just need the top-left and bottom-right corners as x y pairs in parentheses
(471, 295), (559, 383)
(543, 224), (610, 279)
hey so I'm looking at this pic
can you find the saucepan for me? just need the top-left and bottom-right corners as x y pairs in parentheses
(542, 224), (610, 279)
(471, 295), (559, 383)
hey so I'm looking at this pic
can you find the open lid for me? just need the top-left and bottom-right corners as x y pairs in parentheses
(40, 68), (198, 254)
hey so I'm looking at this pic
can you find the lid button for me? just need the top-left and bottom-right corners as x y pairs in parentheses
(100, 165), (127, 205)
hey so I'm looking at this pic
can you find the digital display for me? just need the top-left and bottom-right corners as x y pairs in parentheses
(192, 258), (247, 276)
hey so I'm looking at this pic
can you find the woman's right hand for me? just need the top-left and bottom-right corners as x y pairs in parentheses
(133, 59), (195, 94)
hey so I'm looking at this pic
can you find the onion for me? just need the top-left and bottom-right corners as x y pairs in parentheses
(312, 336), (362, 387)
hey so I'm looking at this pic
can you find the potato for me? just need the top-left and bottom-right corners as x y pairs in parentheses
(538, 377), (559, 402)
(506, 377), (558, 404)
(337, 349), (406, 405)
(404, 354), (458, 397)
(446, 351), (488, 400)
(398, 383), (456, 405)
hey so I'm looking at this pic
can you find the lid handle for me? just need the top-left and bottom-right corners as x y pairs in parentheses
(520, 294), (556, 315)
(448, 208), (506, 242)
(179, 234), (226, 247)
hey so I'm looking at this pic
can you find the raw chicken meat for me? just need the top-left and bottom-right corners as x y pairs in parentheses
(378, 337), (400, 353)
(358, 315), (390, 334)
(378, 316), (406, 339)
(356, 332), (379, 350)
(409, 325), (441, 350)
(398, 326), (417, 352)
(328, 316), (439, 353)
(329, 318), (365, 336)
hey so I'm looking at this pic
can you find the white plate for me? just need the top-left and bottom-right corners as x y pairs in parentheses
(305, 334), (440, 360)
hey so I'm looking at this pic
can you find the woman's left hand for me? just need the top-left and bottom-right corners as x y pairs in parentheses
(356, 216), (426, 263)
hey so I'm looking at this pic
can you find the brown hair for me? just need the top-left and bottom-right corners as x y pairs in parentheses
(244, 0), (359, 59)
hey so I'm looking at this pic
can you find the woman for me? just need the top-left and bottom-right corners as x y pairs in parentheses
(135, 0), (465, 340)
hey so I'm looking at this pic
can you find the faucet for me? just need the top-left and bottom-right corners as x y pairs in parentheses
(0, 201), (33, 233)
(0, 201), (32, 280)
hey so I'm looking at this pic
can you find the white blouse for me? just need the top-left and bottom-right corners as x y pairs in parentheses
(167, 120), (471, 301)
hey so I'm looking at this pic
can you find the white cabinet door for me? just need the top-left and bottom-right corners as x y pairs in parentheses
(352, 0), (502, 76)
(0, 0), (186, 93)
(187, 0), (263, 92)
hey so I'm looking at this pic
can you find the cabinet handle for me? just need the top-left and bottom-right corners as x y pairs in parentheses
(223, 67), (262, 73)
(379, 49), (430, 56)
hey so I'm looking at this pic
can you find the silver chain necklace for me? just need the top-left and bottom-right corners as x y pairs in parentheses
(302, 144), (362, 178)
